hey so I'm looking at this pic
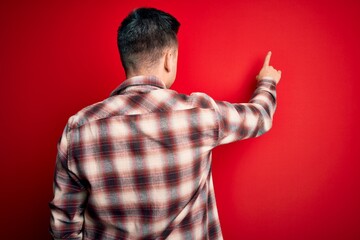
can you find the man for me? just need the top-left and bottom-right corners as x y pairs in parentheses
(49, 7), (281, 240)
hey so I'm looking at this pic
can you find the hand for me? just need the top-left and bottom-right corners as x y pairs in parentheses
(256, 51), (281, 84)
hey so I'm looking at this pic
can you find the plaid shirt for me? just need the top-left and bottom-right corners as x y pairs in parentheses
(49, 76), (277, 240)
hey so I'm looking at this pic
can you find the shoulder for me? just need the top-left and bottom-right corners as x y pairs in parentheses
(66, 96), (119, 130)
(187, 92), (218, 109)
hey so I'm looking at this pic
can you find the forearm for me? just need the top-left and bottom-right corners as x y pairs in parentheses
(213, 78), (277, 145)
(248, 78), (277, 134)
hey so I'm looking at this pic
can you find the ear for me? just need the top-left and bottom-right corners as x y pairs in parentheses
(164, 49), (172, 73)
(164, 48), (177, 73)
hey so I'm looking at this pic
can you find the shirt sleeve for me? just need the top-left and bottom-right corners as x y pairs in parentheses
(49, 125), (88, 239)
(190, 79), (277, 146)
(215, 79), (277, 145)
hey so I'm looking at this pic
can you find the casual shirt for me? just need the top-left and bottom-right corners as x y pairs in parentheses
(49, 75), (277, 239)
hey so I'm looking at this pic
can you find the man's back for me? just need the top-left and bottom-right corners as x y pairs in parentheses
(50, 75), (277, 239)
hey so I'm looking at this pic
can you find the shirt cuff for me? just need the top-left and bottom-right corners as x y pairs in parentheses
(260, 76), (275, 81)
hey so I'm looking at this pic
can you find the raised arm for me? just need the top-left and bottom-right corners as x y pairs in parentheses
(215, 51), (281, 145)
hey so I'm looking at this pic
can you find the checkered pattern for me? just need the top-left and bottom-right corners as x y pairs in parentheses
(49, 76), (277, 239)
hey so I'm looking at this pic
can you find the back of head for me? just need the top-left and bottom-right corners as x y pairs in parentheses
(117, 8), (180, 74)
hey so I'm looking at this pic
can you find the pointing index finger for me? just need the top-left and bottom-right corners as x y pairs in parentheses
(263, 51), (272, 67)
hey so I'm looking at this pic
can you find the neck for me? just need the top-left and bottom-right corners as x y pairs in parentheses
(126, 71), (170, 88)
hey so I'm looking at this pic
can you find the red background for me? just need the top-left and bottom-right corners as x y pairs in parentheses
(1, 0), (360, 239)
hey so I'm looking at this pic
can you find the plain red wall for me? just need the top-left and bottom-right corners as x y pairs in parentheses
(1, 0), (360, 239)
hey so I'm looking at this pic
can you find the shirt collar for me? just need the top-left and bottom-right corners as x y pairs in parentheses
(110, 76), (166, 96)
